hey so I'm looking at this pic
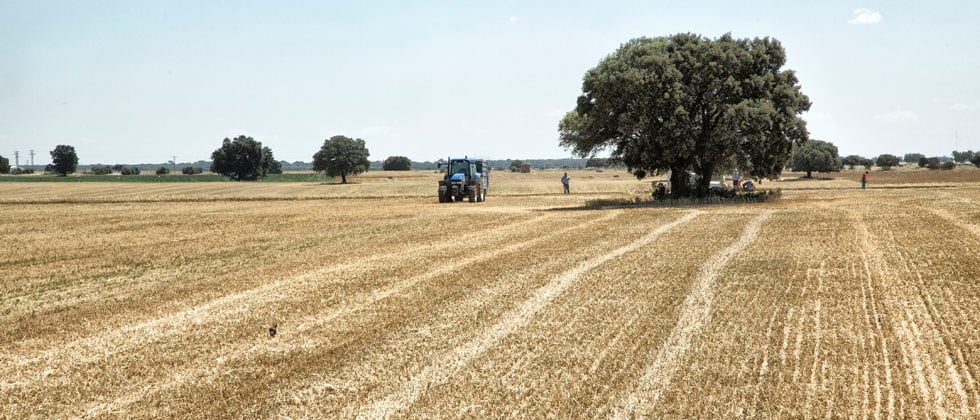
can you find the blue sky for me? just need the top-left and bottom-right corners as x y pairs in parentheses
(2, 1), (978, 164)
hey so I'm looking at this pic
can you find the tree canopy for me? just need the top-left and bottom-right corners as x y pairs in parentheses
(559, 33), (811, 197)
(841, 155), (864, 170)
(382, 155), (412, 171)
(313, 135), (370, 184)
(791, 139), (840, 178)
(0, 155), (9, 174)
(952, 150), (975, 163)
(50, 145), (79, 176)
(210, 135), (274, 181)
(875, 154), (900, 170)
(903, 153), (925, 163)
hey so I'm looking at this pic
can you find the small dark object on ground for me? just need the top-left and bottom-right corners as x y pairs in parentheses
(269, 324), (277, 337)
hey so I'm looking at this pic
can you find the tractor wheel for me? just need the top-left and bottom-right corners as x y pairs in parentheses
(468, 187), (477, 202)
(475, 186), (483, 202)
(481, 189), (486, 202)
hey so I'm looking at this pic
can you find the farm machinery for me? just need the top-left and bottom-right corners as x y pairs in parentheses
(438, 157), (489, 202)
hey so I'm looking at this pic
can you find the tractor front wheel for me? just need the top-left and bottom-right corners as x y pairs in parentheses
(468, 186), (477, 202)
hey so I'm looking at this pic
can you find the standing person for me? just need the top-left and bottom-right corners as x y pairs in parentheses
(861, 171), (868, 189)
(561, 172), (570, 194)
(732, 169), (740, 191)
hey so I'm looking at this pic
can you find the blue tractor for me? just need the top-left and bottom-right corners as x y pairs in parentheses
(438, 157), (489, 203)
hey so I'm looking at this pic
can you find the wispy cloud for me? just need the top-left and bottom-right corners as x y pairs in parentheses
(848, 8), (882, 24)
(506, 15), (520, 24)
(950, 100), (980, 111)
(874, 110), (918, 124)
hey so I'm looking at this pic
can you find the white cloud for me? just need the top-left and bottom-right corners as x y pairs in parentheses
(873, 110), (919, 123)
(507, 16), (520, 24)
(950, 100), (980, 111)
(848, 8), (882, 24)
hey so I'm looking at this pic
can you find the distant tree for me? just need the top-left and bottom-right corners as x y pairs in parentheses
(559, 33), (811, 198)
(952, 150), (975, 163)
(268, 159), (283, 175)
(508, 159), (523, 172)
(841, 155), (864, 170)
(904, 153), (925, 163)
(861, 158), (874, 170)
(111, 164), (125, 171)
(382, 155), (412, 171)
(312, 135), (370, 184)
(925, 157), (941, 170)
(585, 157), (609, 168)
(791, 139), (840, 178)
(875, 154), (900, 170)
(10, 167), (34, 175)
(0, 155), (9, 174)
(971, 153), (980, 168)
(50, 145), (79, 176)
(210, 135), (274, 181)
(941, 161), (957, 170)
(155, 167), (169, 175)
(120, 166), (141, 175)
(181, 166), (203, 175)
(90, 164), (112, 175)
(918, 157), (929, 168)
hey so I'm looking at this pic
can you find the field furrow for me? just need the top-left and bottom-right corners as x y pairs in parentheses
(614, 210), (772, 417)
(3, 175), (980, 418)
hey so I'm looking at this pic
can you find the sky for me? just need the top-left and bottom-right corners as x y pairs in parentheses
(2, 1), (979, 165)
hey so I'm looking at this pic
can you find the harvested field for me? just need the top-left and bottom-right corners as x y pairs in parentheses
(2, 169), (980, 417)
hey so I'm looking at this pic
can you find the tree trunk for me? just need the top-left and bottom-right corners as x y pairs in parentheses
(669, 166), (691, 199)
(341, 173), (348, 184)
(806, 169), (812, 178)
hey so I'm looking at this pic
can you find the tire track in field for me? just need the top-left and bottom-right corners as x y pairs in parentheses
(857, 254), (892, 420)
(802, 262), (826, 415)
(896, 247), (973, 415)
(354, 211), (701, 419)
(611, 210), (770, 418)
(849, 208), (966, 418)
(80, 211), (624, 417)
(894, 205), (977, 413)
(2, 214), (550, 389)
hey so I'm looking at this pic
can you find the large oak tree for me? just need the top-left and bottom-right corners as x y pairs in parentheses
(791, 139), (840, 178)
(559, 33), (811, 197)
(210, 135), (275, 181)
(50, 145), (79, 176)
(313, 135), (370, 184)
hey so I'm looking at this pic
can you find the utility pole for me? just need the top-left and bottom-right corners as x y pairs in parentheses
(13, 151), (18, 167)
(29, 149), (35, 167)
(172, 155), (177, 171)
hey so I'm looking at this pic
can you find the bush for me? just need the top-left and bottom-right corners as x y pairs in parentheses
(918, 157), (929, 168)
(155, 167), (170, 175)
(10, 167), (34, 175)
(925, 158), (941, 170)
(120, 166), (141, 175)
(182, 166), (203, 175)
(90, 164), (112, 175)
(941, 161), (956, 170)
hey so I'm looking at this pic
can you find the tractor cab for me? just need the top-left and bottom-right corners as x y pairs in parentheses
(438, 157), (489, 203)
